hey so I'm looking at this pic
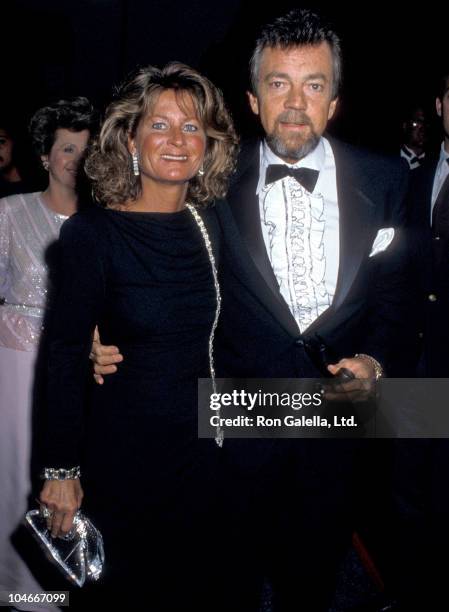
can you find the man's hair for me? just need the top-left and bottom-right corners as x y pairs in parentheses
(249, 8), (342, 100)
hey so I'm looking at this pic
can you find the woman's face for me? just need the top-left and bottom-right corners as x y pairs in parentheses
(42, 128), (90, 190)
(130, 89), (206, 188)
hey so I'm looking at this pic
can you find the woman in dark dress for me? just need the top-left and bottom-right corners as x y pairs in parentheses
(39, 63), (238, 610)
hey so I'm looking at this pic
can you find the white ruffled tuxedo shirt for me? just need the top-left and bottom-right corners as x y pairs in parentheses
(256, 137), (339, 332)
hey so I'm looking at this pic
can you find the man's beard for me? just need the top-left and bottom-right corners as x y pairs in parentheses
(266, 110), (320, 161)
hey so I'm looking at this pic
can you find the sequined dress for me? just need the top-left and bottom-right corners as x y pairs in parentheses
(0, 192), (66, 610)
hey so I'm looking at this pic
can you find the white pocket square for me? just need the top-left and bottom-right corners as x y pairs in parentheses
(369, 228), (395, 257)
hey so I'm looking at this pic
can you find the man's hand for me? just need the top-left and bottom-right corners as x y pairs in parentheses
(327, 356), (375, 380)
(325, 356), (377, 402)
(90, 326), (123, 385)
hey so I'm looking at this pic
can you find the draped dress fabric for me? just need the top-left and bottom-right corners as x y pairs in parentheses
(0, 192), (66, 611)
(43, 206), (222, 609)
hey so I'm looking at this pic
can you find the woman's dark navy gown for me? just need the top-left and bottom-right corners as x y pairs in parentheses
(43, 205), (222, 610)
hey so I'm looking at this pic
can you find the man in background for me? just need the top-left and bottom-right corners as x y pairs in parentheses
(392, 68), (449, 612)
(400, 105), (429, 170)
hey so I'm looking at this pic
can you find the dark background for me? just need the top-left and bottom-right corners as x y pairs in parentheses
(3, 0), (447, 153)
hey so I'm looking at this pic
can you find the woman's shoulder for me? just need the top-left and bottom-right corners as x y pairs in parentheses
(208, 198), (239, 229)
(59, 205), (111, 248)
(63, 204), (108, 229)
(0, 191), (41, 214)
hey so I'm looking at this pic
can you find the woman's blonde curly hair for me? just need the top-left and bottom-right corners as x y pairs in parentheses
(85, 62), (239, 207)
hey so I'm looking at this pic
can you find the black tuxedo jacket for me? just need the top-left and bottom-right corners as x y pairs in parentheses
(214, 138), (410, 378)
(406, 156), (449, 375)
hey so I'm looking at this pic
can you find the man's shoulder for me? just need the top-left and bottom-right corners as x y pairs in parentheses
(409, 154), (439, 183)
(210, 198), (238, 229)
(329, 137), (405, 176)
(230, 138), (261, 184)
(237, 138), (260, 163)
(405, 155), (439, 220)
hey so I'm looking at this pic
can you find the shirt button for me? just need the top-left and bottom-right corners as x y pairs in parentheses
(434, 236), (440, 241)
(428, 294), (437, 302)
(295, 338), (305, 346)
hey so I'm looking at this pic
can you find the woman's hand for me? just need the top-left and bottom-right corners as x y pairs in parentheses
(40, 479), (84, 538)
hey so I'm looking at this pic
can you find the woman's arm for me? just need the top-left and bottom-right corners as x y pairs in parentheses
(39, 211), (106, 534)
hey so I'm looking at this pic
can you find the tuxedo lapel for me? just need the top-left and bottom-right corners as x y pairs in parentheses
(226, 143), (299, 336)
(229, 165), (281, 298)
(331, 143), (376, 312)
(304, 185), (374, 335)
(304, 142), (376, 336)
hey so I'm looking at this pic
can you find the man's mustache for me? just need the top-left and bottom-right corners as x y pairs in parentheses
(276, 111), (312, 126)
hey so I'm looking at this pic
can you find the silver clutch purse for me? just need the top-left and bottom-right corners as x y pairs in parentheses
(25, 508), (105, 587)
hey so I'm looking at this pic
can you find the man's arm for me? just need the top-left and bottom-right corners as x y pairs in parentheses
(357, 160), (413, 375)
(324, 154), (411, 380)
(90, 326), (123, 384)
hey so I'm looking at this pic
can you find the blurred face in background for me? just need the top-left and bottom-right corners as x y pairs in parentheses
(42, 128), (90, 190)
(0, 129), (14, 174)
(403, 108), (428, 152)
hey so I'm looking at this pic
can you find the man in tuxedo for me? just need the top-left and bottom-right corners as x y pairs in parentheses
(216, 9), (407, 382)
(211, 9), (410, 611)
(390, 69), (449, 612)
(92, 9), (410, 611)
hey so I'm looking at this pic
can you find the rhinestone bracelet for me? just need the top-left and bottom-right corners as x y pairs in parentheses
(41, 466), (81, 480)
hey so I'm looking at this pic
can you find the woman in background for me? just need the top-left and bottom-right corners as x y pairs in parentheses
(0, 97), (97, 609)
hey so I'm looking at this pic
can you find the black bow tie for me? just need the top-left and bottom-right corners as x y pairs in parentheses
(265, 165), (319, 193)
